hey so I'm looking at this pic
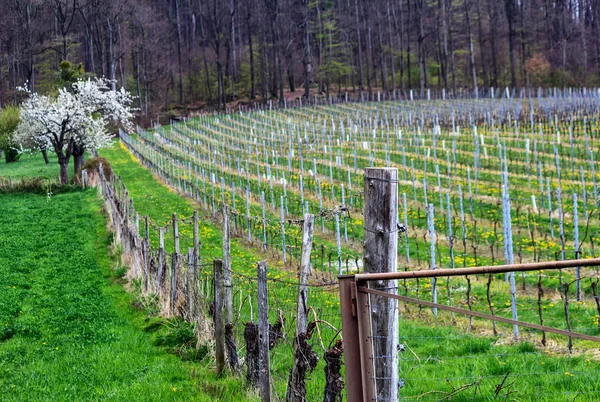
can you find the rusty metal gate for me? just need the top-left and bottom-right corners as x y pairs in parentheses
(339, 257), (600, 402)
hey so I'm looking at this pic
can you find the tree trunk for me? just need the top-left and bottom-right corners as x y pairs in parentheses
(386, 0), (396, 90)
(59, 157), (69, 185)
(464, 0), (478, 96)
(407, 0), (412, 89)
(301, 0), (311, 99)
(519, 0), (527, 86)
(354, 0), (364, 91)
(229, 0), (237, 99)
(366, 12), (374, 94)
(53, 137), (72, 185)
(393, 0), (405, 92)
(174, 0), (185, 104)
(581, 6), (588, 75)
(505, 0), (518, 88)
(488, 0), (499, 87)
(246, 5), (256, 99)
(41, 146), (49, 164)
(259, 28), (268, 98)
(288, 64), (295, 93)
(440, 0), (449, 90)
(376, 8), (388, 92)
(73, 143), (85, 175)
(417, 0), (426, 97)
(74, 153), (84, 175)
(475, 0), (489, 90)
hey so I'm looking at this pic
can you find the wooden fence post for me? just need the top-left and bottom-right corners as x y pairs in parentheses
(280, 196), (287, 263)
(363, 167), (399, 401)
(223, 206), (237, 371)
(133, 209), (142, 277)
(214, 259), (225, 376)
(257, 260), (271, 402)
(296, 214), (314, 333)
(223, 206), (232, 324)
(171, 214), (179, 316)
(187, 248), (194, 319)
(157, 228), (165, 291)
(143, 216), (149, 294)
(286, 214), (314, 402)
(122, 192), (130, 253)
(193, 211), (200, 319)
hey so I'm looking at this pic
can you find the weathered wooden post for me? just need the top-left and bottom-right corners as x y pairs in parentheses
(157, 228), (165, 292)
(335, 210), (343, 275)
(214, 259), (225, 376)
(363, 167), (399, 401)
(187, 248), (194, 319)
(193, 211), (200, 318)
(280, 196), (287, 263)
(143, 216), (150, 294)
(257, 260), (271, 401)
(171, 214), (179, 316)
(223, 206), (232, 324)
(286, 214), (314, 402)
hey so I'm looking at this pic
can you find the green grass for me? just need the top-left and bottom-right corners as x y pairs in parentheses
(0, 186), (257, 400)
(0, 152), (60, 179)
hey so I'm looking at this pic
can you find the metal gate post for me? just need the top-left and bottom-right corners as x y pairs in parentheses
(339, 276), (376, 401)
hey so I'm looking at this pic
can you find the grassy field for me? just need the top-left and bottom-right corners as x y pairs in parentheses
(0, 152), (60, 179)
(0, 157), (259, 401)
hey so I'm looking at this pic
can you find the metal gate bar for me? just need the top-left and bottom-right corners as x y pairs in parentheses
(350, 257), (600, 282)
(359, 286), (600, 343)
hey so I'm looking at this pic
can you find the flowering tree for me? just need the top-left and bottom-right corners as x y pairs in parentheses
(15, 78), (134, 184)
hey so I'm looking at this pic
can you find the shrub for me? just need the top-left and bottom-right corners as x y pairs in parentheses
(73, 156), (113, 186)
(0, 105), (20, 163)
(524, 53), (551, 87)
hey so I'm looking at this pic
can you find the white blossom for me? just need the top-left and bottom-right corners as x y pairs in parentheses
(14, 77), (134, 153)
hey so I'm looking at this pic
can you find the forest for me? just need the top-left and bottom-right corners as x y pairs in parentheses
(0, 0), (597, 118)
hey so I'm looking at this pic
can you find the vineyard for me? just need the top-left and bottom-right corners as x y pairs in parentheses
(108, 92), (600, 401)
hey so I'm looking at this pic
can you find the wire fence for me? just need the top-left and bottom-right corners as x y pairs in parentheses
(97, 93), (600, 401)
(96, 163), (345, 401)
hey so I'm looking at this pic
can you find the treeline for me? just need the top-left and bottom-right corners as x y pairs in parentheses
(0, 0), (598, 116)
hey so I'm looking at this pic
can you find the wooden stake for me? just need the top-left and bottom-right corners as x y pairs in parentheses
(171, 214), (179, 316)
(223, 206), (232, 324)
(214, 259), (225, 376)
(158, 228), (165, 291)
(257, 260), (271, 401)
(363, 168), (399, 402)
(296, 214), (314, 333)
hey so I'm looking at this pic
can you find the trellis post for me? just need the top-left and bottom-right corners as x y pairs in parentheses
(362, 167), (399, 401)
